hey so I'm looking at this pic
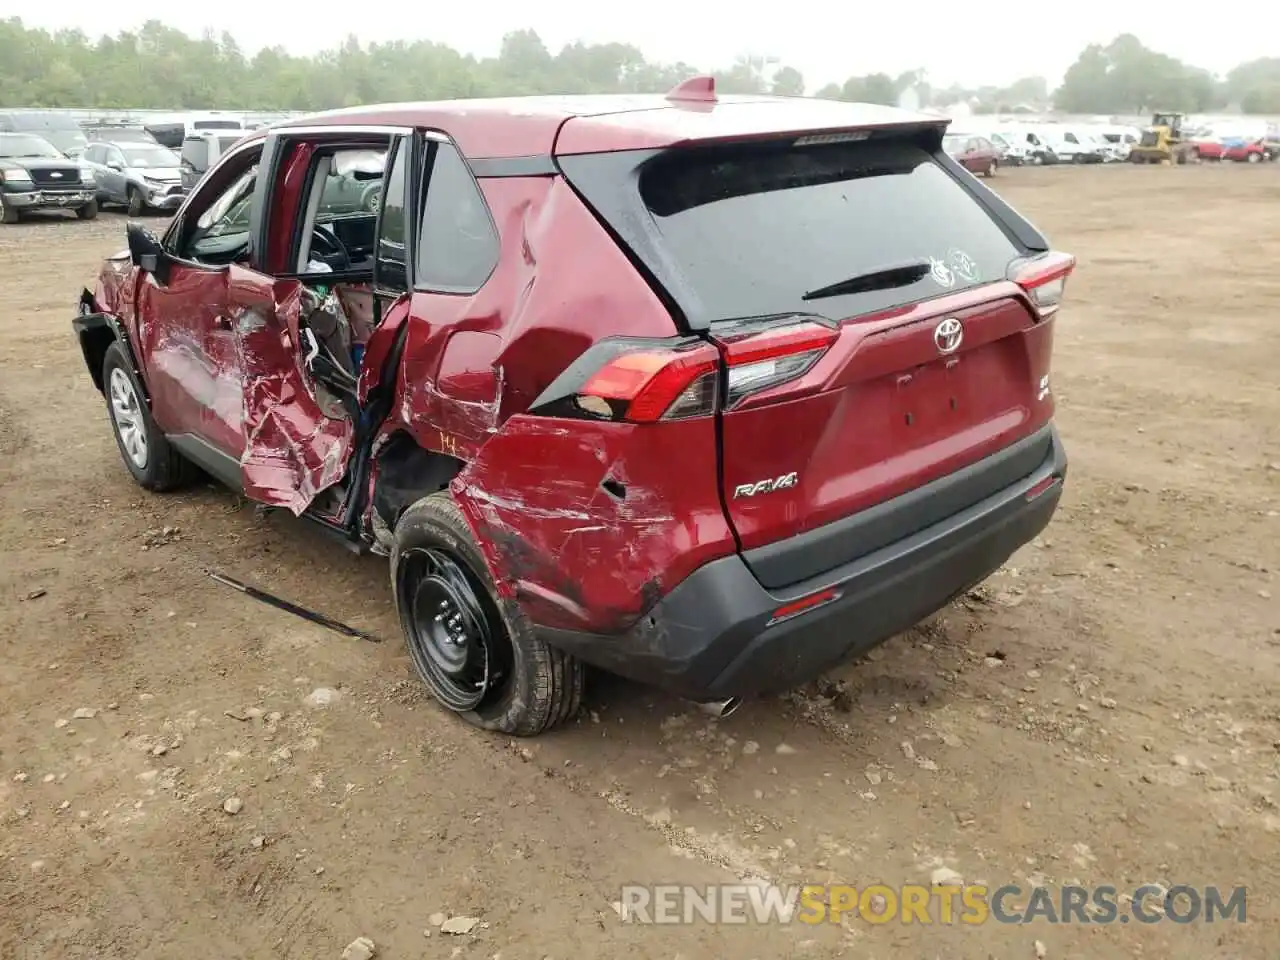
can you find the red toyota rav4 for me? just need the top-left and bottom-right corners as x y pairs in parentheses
(73, 79), (1071, 735)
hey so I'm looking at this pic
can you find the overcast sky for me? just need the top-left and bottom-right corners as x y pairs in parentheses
(4, 1), (1275, 91)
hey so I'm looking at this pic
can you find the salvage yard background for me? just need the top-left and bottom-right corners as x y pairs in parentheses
(1, 164), (1278, 959)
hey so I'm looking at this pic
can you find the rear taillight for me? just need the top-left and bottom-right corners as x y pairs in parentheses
(1012, 251), (1075, 320)
(720, 322), (837, 409)
(531, 322), (839, 424)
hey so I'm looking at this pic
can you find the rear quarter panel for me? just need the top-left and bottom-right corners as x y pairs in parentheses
(381, 173), (738, 630)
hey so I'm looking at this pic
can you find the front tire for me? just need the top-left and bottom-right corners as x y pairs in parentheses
(1, 201), (21, 224)
(126, 187), (146, 216)
(101, 342), (195, 491)
(1247, 151), (1262, 164)
(76, 200), (99, 220)
(391, 493), (583, 736)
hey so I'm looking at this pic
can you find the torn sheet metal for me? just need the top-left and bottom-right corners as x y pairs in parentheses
(229, 269), (353, 515)
(449, 414), (735, 633)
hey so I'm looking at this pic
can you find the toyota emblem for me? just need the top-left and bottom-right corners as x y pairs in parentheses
(933, 317), (963, 354)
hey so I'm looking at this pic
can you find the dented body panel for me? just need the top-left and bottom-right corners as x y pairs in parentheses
(381, 175), (679, 458)
(450, 414), (735, 631)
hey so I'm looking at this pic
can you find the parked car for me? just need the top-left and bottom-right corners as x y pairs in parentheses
(83, 141), (186, 214)
(0, 132), (97, 223)
(1222, 138), (1275, 163)
(1187, 134), (1226, 161)
(85, 126), (159, 145)
(73, 82), (1071, 735)
(179, 131), (249, 190)
(943, 133), (999, 176)
(0, 110), (89, 158)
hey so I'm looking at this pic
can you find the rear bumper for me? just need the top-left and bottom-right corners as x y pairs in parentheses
(541, 424), (1067, 700)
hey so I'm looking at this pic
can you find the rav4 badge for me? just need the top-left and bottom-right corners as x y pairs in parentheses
(733, 472), (799, 499)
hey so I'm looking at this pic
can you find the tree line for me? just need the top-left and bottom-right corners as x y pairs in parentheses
(1, 18), (1277, 116)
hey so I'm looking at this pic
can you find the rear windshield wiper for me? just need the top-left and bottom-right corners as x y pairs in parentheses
(802, 259), (931, 301)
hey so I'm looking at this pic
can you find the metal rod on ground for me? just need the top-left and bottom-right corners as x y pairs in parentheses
(208, 570), (381, 642)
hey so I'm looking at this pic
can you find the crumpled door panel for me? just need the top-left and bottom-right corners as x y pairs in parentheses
(228, 267), (353, 514)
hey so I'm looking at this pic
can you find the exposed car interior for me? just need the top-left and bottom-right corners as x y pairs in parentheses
(162, 137), (398, 437)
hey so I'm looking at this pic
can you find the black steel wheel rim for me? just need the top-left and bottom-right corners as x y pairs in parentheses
(397, 546), (508, 712)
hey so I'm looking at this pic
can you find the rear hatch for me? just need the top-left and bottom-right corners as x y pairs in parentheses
(560, 128), (1066, 589)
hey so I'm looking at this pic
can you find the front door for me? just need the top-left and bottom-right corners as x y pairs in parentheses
(136, 148), (263, 460)
(223, 132), (402, 515)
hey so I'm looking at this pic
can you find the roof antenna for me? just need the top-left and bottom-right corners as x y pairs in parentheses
(666, 76), (718, 104)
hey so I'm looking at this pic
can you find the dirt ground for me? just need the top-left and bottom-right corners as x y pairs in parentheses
(1, 164), (1278, 960)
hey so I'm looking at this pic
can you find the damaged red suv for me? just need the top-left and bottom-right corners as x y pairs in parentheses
(73, 79), (1071, 735)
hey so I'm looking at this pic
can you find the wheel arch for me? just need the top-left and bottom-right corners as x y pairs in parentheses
(73, 290), (147, 399)
(371, 430), (467, 532)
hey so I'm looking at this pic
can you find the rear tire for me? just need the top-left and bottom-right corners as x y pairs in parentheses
(391, 492), (584, 736)
(101, 341), (196, 491)
(76, 200), (99, 220)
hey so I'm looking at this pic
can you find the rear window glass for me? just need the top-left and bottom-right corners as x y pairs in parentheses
(416, 142), (499, 293)
(638, 137), (1022, 323)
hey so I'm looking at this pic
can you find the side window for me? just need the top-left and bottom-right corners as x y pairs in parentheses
(315, 147), (387, 219)
(415, 142), (499, 293)
(84, 145), (102, 163)
(1065, 133), (1079, 144)
(374, 139), (409, 292)
(108, 147), (125, 167)
(180, 160), (259, 262)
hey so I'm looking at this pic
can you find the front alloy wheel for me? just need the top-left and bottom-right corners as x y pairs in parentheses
(109, 366), (149, 471)
(100, 341), (196, 491)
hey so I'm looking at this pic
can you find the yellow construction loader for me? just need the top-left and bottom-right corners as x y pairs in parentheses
(1128, 112), (1198, 164)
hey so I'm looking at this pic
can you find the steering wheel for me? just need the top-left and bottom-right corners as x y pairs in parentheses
(309, 224), (351, 272)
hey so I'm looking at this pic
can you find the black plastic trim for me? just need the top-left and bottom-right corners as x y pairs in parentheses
(72, 304), (145, 397)
(168, 433), (242, 490)
(932, 148), (1050, 252)
(247, 133), (281, 272)
(743, 424), (1056, 590)
(469, 155), (558, 178)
